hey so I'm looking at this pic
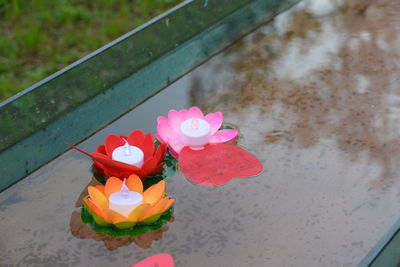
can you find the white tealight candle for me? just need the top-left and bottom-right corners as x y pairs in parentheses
(180, 118), (211, 148)
(112, 141), (144, 167)
(109, 179), (143, 217)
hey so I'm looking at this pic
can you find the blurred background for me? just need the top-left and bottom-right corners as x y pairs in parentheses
(0, 0), (184, 101)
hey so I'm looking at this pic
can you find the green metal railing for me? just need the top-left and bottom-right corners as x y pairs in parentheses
(359, 218), (400, 267)
(0, 0), (298, 191)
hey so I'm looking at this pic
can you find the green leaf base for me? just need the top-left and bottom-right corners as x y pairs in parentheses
(81, 204), (174, 237)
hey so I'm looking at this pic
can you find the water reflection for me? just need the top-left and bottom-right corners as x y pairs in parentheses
(190, 0), (400, 187)
(69, 177), (173, 250)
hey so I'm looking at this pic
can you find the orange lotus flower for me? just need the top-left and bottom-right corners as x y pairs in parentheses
(83, 174), (174, 229)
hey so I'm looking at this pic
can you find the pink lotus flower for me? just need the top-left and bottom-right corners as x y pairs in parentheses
(156, 107), (238, 156)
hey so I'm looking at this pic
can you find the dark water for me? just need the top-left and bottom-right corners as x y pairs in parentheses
(2, 0), (400, 266)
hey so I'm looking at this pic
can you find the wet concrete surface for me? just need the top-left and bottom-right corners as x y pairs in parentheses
(2, 0), (400, 266)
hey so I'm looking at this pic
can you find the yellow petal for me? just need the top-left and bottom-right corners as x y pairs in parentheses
(88, 186), (108, 210)
(128, 203), (152, 221)
(104, 177), (122, 199)
(126, 174), (143, 193)
(139, 213), (163, 224)
(102, 208), (128, 224)
(83, 198), (110, 227)
(92, 213), (111, 227)
(143, 180), (165, 205)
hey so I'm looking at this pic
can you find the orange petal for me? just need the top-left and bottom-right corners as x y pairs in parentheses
(88, 186), (108, 210)
(128, 203), (152, 221)
(83, 198), (104, 216)
(143, 180), (165, 205)
(151, 198), (170, 214)
(102, 208), (128, 224)
(104, 177), (123, 199)
(138, 200), (168, 224)
(95, 185), (105, 194)
(161, 198), (175, 213)
(140, 198), (168, 220)
(126, 174), (143, 193)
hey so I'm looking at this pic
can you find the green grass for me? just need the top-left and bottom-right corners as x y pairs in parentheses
(0, 0), (184, 101)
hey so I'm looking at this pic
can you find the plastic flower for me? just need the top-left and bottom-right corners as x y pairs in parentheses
(83, 175), (174, 229)
(72, 130), (167, 179)
(156, 107), (238, 156)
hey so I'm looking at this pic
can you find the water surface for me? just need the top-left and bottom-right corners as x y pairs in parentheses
(2, 0), (400, 266)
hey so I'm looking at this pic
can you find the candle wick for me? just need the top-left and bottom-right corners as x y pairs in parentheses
(123, 140), (131, 156)
(191, 118), (199, 130)
(120, 178), (129, 198)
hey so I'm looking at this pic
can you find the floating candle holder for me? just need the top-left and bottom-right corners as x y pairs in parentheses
(156, 106), (239, 156)
(69, 130), (167, 180)
(157, 106), (263, 186)
(80, 175), (175, 237)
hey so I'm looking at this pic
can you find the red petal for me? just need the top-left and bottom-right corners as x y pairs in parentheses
(68, 144), (147, 178)
(91, 152), (146, 177)
(160, 143), (167, 157)
(151, 162), (164, 176)
(141, 157), (158, 176)
(154, 143), (167, 162)
(96, 145), (106, 155)
(141, 133), (155, 161)
(127, 130), (145, 147)
(91, 152), (139, 168)
(102, 164), (146, 178)
(154, 146), (162, 162)
(105, 135), (124, 156)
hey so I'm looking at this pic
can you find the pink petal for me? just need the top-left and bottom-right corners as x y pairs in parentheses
(209, 129), (239, 143)
(156, 123), (173, 143)
(178, 108), (188, 118)
(184, 107), (204, 120)
(168, 109), (186, 133)
(157, 115), (168, 125)
(169, 142), (185, 156)
(204, 112), (223, 135)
